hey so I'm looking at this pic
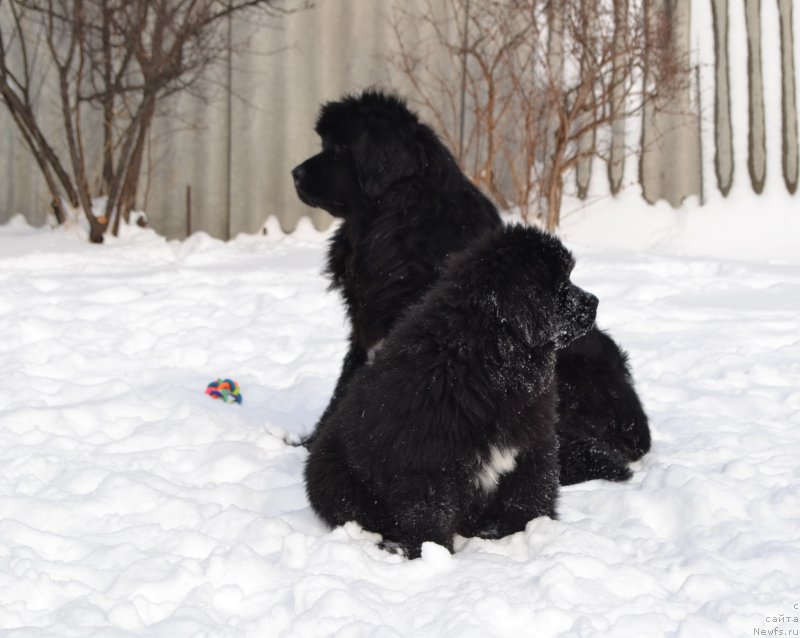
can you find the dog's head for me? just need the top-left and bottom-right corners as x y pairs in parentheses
(452, 225), (598, 349)
(291, 90), (429, 217)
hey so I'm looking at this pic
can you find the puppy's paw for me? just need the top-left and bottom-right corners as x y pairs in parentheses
(475, 525), (502, 540)
(378, 539), (422, 560)
(600, 461), (634, 483)
(283, 431), (316, 449)
(559, 436), (634, 485)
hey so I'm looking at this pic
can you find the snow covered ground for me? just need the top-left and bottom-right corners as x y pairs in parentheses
(0, 201), (799, 637)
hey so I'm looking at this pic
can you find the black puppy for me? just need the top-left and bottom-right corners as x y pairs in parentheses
(292, 90), (500, 415)
(305, 225), (598, 558)
(292, 89), (649, 485)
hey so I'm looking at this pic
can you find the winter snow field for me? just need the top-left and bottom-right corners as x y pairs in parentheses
(1, 200), (799, 637)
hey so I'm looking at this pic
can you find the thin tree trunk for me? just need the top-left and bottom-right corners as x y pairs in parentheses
(0, 95), (69, 221)
(58, 65), (99, 239)
(101, 0), (115, 192)
(546, 132), (566, 231)
(547, 171), (564, 232)
(0, 83), (80, 206)
(105, 93), (154, 229)
(113, 95), (156, 235)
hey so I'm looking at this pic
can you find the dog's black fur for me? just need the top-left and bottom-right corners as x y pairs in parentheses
(305, 225), (598, 558)
(292, 89), (650, 485)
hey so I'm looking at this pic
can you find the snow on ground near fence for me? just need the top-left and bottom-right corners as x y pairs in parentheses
(0, 202), (799, 638)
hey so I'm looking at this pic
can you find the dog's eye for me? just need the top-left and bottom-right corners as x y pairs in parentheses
(333, 143), (348, 154)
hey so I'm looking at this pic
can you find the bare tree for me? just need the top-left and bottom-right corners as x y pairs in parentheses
(392, 0), (688, 230)
(0, 0), (305, 242)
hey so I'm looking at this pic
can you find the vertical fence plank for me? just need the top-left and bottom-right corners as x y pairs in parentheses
(640, 0), (700, 206)
(711, 0), (734, 196)
(575, 1), (597, 199)
(546, 0), (565, 168)
(607, 0), (628, 195)
(746, 0), (767, 193)
(778, 0), (799, 193)
(575, 127), (595, 199)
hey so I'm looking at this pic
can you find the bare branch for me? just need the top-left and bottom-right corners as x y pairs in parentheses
(1, 0), (307, 241)
(390, 0), (690, 228)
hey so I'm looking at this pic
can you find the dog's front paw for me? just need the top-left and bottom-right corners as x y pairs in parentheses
(378, 539), (422, 559)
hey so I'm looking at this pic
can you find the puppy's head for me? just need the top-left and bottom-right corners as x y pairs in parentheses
(454, 225), (597, 349)
(291, 90), (427, 216)
(291, 135), (365, 218)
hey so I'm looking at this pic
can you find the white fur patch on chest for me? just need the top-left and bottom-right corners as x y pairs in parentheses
(474, 446), (519, 494)
(366, 339), (384, 364)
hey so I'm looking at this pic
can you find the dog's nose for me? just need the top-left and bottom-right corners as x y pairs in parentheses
(291, 165), (305, 186)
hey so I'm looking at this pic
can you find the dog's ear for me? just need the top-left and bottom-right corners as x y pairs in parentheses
(452, 226), (573, 347)
(454, 246), (544, 344)
(352, 127), (425, 198)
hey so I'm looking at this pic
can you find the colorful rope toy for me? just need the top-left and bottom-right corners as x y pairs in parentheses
(205, 378), (242, 404)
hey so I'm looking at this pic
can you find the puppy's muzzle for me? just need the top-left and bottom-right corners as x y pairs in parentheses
(579, 291), (599, 329)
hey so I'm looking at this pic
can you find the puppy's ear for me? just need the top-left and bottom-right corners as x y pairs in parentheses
(352, 128), (425, 198)
(456, 249), (540, 343)
(453, 226), (567, 347)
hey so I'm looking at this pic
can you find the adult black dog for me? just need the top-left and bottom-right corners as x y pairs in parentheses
(305, 225), (598, 558)
(292, 89), (650, 485)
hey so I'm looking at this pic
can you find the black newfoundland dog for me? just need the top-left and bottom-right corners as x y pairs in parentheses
(292, 89), (650, 485)
(305, 225), (598, 558)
